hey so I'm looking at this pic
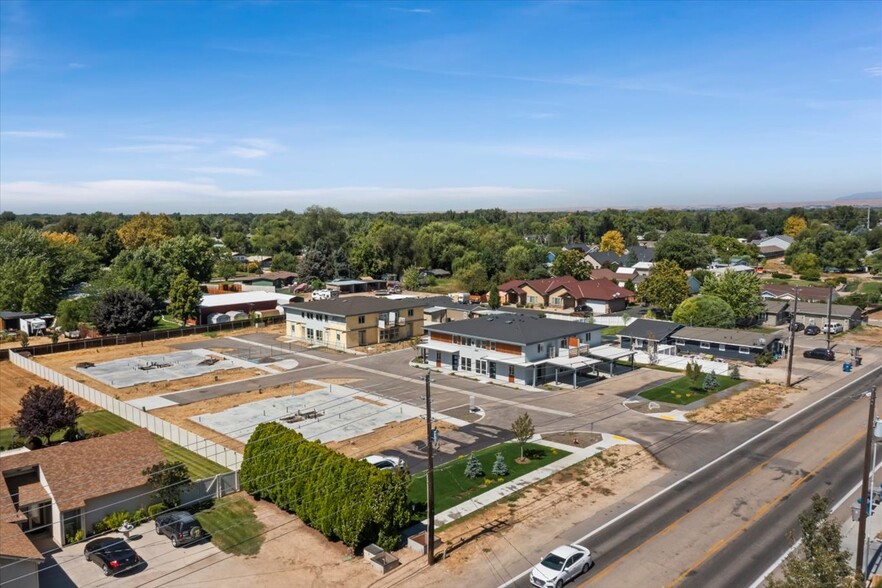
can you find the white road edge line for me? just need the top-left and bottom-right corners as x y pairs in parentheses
(497, 365), (882, 588)
(746, 459), (882, 588)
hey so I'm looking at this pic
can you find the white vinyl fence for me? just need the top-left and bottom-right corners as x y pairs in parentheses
(9, 351), (243, 470)
(544, 314), (637, 327)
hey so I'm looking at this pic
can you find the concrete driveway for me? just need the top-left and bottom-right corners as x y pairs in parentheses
(41, 524), (220, 587)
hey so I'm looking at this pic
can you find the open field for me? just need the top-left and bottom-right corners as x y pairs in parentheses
(687, 383), (802, 423)
(1, 362), (98, 426)
(639, 374), (741, 405)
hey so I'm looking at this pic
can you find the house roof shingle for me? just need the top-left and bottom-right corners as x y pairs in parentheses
(425, 315), (602, 346)
(760, 284), (837, 301)
(617, 319), (683, 342)
(552, 279), (634, 301)
(794, 302), (861, 319)
(284, 296), (427, 317)
(674, 326), (782, 347)
(585, 245), (655, 266)
(0, 428), (164, 514)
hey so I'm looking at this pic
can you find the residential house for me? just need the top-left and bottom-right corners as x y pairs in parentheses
(420, 296), (482, 325)
(325, 278), (387, 294)
(687, 275), (703, 294)
(245, 255), (273, 270)
(495, 277), (633, 314)
(0, 508), (42, 588)
(617, 319), (683, 353)
(562, 243), (592, 254)
(754, 235), (793, 259)
(420, 316), (604, 386)
(199, 291), (293, 324)
(673, 327), (782, 361)
(0, 429), (165, 557)
(583, 245), (655, 269)
(790, 302), (862, 331)
(761, 300), (790, 327)
(284, 296), (425, 349)
(420, 268), (451, 279)
(496, 277), (576, 307)
(236, 271), (299, 289)
(760, 284), (837, 302)
(709, 264), (755, 276)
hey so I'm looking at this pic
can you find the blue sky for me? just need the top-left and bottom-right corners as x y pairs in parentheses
(1, 0), (880, 213)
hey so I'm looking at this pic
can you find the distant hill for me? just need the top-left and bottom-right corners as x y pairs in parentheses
(837, 191), (882, 202)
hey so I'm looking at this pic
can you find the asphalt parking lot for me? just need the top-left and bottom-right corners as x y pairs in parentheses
(40, 525), (220, 588)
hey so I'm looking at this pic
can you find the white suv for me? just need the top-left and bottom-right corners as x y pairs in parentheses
(822, 323), (843, 334)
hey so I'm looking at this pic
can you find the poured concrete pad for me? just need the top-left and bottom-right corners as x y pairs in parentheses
(191, 382), (426, 445)
(74, 349), (253, 389)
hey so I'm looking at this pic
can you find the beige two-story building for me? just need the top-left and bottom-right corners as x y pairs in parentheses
(283, 297), (426, 349)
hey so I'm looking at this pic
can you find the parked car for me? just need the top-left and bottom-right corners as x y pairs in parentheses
(155, 511), (205, 547)
(529, 544), (592, 588)
(83, 538), (141, 576)
(822, 323), (844, 334)
(804, 325), (821, 336)
(362, 454), (407, 472)
(789, 322), (804, 332)
(573, 305), (593, 314)
(803, 348), (835, 361)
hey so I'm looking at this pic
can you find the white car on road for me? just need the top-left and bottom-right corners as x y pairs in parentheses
(362, 454), (407, 472)
(529, 544), (592, 588)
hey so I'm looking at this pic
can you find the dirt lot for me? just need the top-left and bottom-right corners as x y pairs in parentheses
(840, 325), (882, 346)
(152, 381), (323, 451)
(687, 383), (799, 423)
(373, 445), (666, 587)
(33, 334), (272, 401)
(328, 417), (454, 458)
(0, 362), (97, 427)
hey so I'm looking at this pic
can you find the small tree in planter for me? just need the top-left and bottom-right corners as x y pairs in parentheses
(464, 453), (484, 479)
(491, 451), (509, 476)
(730, 365), (741, 380)
(703, 372), (719, 392)
(511, 412), (535, 463)
(685, 362), (703, 388)
(142, 460), (192, 508)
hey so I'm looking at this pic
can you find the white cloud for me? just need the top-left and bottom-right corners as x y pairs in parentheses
(186, 166), (260, 176)
(227, 146), (268, 159)
(106, 144), (198, 153)
(0, 180), (558, 213)
(866, 66), (882, 77)
(1, 130), (67, 139)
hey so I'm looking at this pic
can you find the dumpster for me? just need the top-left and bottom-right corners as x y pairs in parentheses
(843, 362), (853, 373)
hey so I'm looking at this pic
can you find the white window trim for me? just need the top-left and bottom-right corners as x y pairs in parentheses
(699, 341), (710, 350)
(675, 338), (685, 345)
(738, 346), (750, 355)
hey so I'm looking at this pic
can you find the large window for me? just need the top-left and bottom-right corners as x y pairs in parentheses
(358, 315), (366, 324)
(63, 509), (82, 545)
(700, 342), (710, 349)
(462, 357), (472, 371)
(739, 346), (750, 355)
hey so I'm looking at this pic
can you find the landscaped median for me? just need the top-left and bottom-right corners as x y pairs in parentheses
(408, 442), (570, 519)
(638, 374), (741, 405)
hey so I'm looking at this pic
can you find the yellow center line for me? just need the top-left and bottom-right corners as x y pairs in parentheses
(667, 427), (864, 586)
(581, 416), (839, 586)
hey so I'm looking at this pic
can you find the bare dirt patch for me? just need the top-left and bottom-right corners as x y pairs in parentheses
(840, 325), (882, 346)
(328, 418), (453, 458)
(352, 395), (384, 407)
(374, 445), (666, 587)
(1, 362), (98, 427)
(319, 378), (364, 386)
(0, 335), (56, 349)
(542, 431), (603, 448)
(687, 383), (798, 423)
(359, 339), (420, 355)
(152, 381), (322, 451)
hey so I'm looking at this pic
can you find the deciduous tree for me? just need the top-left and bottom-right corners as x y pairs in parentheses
(511, 412), (535, 459)
(672, 295), (736, 328)
(655, 230), (713, 270)
(167, 272), (202, 323)
(783, 216), (808, 237)
(92, 289), (154, 334)
(550, 249), (592, 280)
(11, 385), (82, 445)
(142, 461), (192, 508)
(117, 212), (175, 249)
(637, 259), (689, 317)
(599, 230), (626, 255)
(700, 271), (764, 326)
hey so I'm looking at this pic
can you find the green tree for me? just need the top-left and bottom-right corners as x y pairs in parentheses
(700, 271), (764, 326)
(457, 262), (489, 294)
(401, 265), (421, 290)
(167, 272), (202, 323)
(866, 251), (882, 275)
(464, 453), (484, 479)
(0, 257), (56, 313)
(157, 235), (215, 283)
(767, 493), (862, 588)
(55, 298), (93, 332)
(142, 461), (192, 508)
(672, 295), (736, 328)
(117, 212), (175, 249)
(702, 372), (719, 392)
(820, 234), (865, 270)
(550, 249), (592, 280)
(488, 277), (501, 309)
(685, 362), (703, 387)
(790, 252), (820, 275)
(414, 222), (477, 271)
(599, 230), (626, 255)
(783, 215), (808, 237)
(270, 251), (298, 272)
(214, 253), (240, 280)
(637, 259), (689, 317)
(655, 230), (714, 270)
(511, 412), (535, 459)
(491, 452), (509, 476)
(503, 244), (546, 278)
(92, 289), (154, 334)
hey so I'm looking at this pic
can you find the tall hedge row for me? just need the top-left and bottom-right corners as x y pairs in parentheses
(240, 422), (411, 551)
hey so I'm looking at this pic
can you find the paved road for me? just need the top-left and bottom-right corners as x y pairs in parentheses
(500, 365), (882, 588)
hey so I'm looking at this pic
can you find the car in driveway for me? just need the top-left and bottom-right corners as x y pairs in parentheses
(155, 511), (206, 547)
(822, 323), (844, 334)
(362, 454), (407, 472)
(529, 544), (592, 588)
(83, 538), (141, 576)
(804, 348), (836, 361)
(804, 325), (821, 336)
(789, 322), (804, 332)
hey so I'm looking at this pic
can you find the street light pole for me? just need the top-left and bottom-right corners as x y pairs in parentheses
(857, 385), (878, 577)
(424, 371), (436, 566)
(785, 295), (799, 387)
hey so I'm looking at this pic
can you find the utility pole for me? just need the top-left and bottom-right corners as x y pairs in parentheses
(857, 385), (878, 577)
(825, 286), (833, 351)
(785, 295), (799, 387)
(424, 371), (436, 566)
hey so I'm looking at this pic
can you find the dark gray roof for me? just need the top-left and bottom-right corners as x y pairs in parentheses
(674, 327), (781, 347)
(419, 296), (482, 311)
(794, 302), (861, 319)
(284, 296), (426, 317)
(424, 315), (602, 346)
(763, 300), (790, 314)
(0, 312), (38, 320)
(617, 319), (682, 342)
(587, 245), (655, 266)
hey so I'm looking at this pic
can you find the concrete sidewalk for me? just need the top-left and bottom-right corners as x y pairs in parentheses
(427, 433), (637, 527)
(843, 494), (882, 582)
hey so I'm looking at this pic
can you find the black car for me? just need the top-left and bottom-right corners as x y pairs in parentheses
(155, 511), (205, 547)
(83, 538), (141, 576)
(804, 325), (821, 336)
(573, 305), (594, 314)
(804, 348), (835, 361)
(789, 322), (805, 332)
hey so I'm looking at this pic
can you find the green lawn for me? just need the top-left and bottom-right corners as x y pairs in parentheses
(195, 496), (265, 556)
(409, 442), (569, 518)
(1, 410), (228, 477)
(152, 315), (181, 331)
(420, 277), (460, 294)
(601, 325), (624, 336)
(639, 375), (742, 405)
(861, 281), (882, 295)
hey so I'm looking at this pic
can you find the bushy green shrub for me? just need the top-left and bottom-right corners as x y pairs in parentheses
(147, 503), (167, 519)
(91, 510), (137, 534)
(771, 272), (791, 279)
(65, 528), (85, 544)
(240, 423), (411, 551)
(464, 453), (484, 479)
(755, 352), (774, 367)
(801, 269), (821, 281)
